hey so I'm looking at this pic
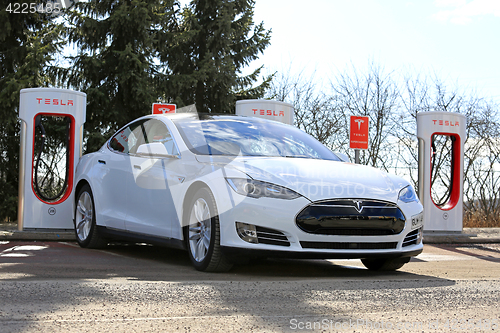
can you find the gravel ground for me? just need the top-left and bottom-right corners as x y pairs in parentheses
(0, 278), (499, 332)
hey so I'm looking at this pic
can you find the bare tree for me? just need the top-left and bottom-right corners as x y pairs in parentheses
(462, 102), (500, 227)
(330, 61), (400, 171)
(265, 67), (343, 149)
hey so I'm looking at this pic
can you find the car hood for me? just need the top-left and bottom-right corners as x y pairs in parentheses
(199, 156), (410, 203)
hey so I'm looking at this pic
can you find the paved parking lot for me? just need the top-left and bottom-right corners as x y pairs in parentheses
(1, 241), (500, 332)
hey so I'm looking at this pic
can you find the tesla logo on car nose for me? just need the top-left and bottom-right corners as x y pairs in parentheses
(352, 200), (363, 213)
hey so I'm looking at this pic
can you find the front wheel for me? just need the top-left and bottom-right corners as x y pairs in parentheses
(361, 257), (410, 271)
(185, 188), (233, 272)
(74, 184), (106, 248)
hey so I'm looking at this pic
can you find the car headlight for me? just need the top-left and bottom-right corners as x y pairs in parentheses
(225, 178), (301, 200)
(398, 185), (418, 203)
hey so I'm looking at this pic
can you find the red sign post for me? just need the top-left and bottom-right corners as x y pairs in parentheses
(349, 116), (369, 163)
(152, 103), (176, 114)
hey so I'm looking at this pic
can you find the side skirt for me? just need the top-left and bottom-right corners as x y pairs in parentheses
(97, 226), (186, 250)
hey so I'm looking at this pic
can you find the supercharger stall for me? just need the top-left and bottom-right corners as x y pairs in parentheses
(18, 88), (86, 231)
(236, 99), (294, 125)
(417, 111), (466, 232)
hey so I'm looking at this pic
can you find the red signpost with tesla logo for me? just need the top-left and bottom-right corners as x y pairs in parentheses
(350, 116), (369, 163)
(152, 103), (176, 114)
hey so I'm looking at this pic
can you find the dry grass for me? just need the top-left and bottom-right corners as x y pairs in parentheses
(464, 210), (500, 228)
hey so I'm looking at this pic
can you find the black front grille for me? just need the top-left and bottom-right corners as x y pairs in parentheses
(402, 228), (421, 247)
(256, 226), (290, 247)
(296, 199), (405, 236)
(301, 241), (398, 250)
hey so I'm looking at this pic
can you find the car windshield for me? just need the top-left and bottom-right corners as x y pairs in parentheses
(171, 115), (340, 160)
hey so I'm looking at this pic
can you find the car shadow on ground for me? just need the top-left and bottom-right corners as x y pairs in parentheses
(0, 240), (455, 287)
(99, 242), (455, 285)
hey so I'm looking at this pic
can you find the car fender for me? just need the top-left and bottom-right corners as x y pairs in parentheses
(74, 152), (107, 226)
(176, 165), (249, 241)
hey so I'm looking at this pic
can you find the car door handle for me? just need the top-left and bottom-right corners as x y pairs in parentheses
(134, 165), (141, 170)
(98, 160), (106, 165)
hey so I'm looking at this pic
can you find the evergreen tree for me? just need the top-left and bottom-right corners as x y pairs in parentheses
(64, 0), (177, 152)
(0, 4), (64, 222)
(163, 0), (271, 113)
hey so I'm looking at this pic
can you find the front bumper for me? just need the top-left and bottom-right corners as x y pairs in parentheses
(214, 184), (425, 259)
(221, 246), (423, 260)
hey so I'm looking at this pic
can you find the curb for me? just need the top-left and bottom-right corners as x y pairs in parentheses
(0, 230), (75, 241)
(423, 228), (500, 244)
(423, 235), (500, 244)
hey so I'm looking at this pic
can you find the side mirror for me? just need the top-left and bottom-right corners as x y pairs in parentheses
(334, 152), (350, 162)
(136, 142), (179, 159)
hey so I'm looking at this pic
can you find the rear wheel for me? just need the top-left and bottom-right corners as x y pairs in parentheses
(74, 184), (106, 248)
(185, 188), (233, 272)
(361, 257), (410, 271)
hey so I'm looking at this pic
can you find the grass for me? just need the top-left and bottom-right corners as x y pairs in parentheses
(463, 210), (500, 228)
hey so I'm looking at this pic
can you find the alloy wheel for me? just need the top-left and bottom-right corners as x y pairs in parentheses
(188, 198), (212, 262)
(76, 191), (93, 242)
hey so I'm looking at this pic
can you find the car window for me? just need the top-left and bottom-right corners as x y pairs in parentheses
(109, 120), (146, 154)
(282, 133), (324, 159)
(172, 116), (339, 160)
(143, 119), (179, 155)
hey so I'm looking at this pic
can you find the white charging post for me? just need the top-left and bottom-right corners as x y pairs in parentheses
(235, 100), (294, 125)
(18, 88), (86, 230)
(417, 111), (466, 232)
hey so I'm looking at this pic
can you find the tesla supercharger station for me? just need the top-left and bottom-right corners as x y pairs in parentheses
(417, 111), (466, 232)
(236, 99), (294, 125)
(18, 88), (86, 231)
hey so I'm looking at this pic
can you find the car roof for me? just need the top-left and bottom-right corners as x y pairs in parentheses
(155, 112), (291, 126)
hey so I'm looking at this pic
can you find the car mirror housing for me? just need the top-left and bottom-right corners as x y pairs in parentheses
(334, 152), (350, 162)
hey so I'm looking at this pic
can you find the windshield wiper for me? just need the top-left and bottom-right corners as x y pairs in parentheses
(284, 155), (314, 159)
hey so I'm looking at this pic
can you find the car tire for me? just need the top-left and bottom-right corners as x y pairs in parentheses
(74, 184), (107, 249)
(185, 187), (233, 272)
(361, 257), (410, 271)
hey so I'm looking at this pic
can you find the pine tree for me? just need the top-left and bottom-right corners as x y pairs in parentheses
(0, 6), (64, 222)
(163, 0), (271, 113)
(64, 0), (177, 152)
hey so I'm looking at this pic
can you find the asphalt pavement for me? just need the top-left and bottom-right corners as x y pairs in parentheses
(1, 222), (500, 243)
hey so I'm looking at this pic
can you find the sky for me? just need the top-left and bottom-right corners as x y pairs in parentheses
(246, 0), (500, 103)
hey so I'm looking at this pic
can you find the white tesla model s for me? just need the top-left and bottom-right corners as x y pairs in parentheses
(73, 113), (424, 272)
